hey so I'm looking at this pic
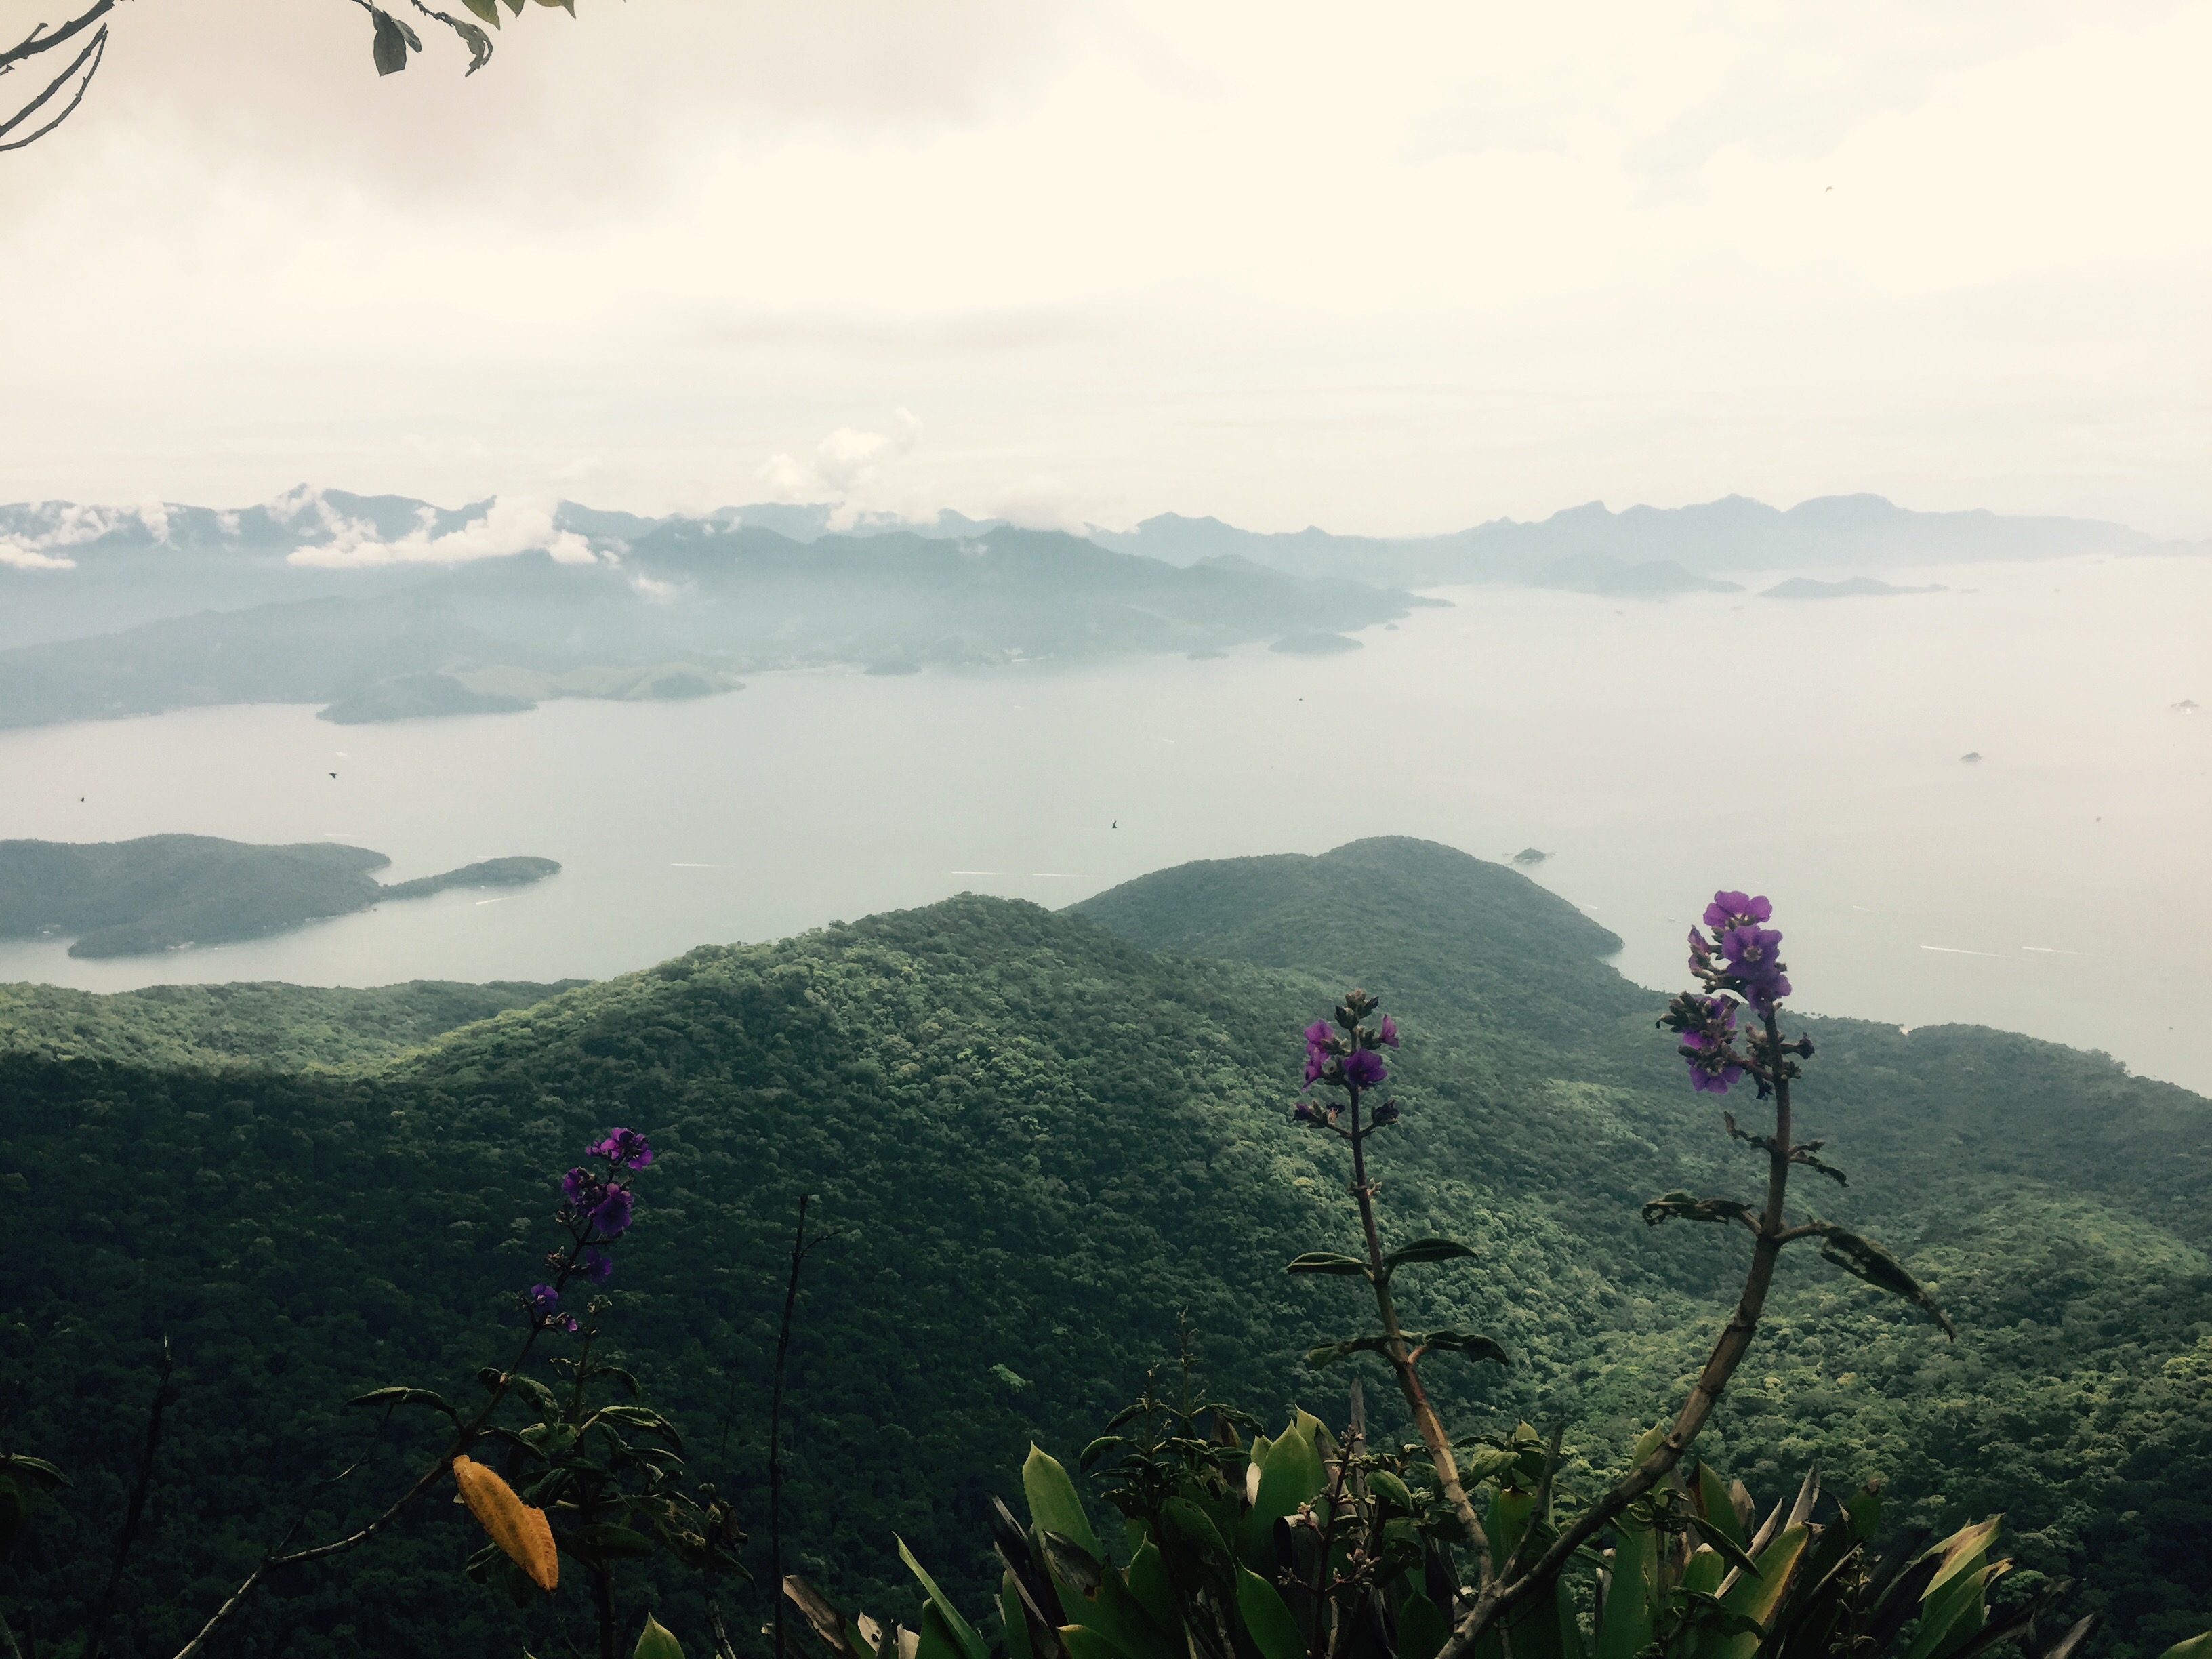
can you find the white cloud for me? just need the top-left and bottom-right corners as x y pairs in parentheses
(756, 410), (924, 528)
(287, 495), (596, 568)
(0, 539), (77, 570)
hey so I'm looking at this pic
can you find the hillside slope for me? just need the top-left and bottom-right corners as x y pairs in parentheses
(1, 840), (2205, 1657)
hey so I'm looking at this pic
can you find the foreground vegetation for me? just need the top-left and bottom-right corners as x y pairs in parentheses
(1, 839), (2206, 1656)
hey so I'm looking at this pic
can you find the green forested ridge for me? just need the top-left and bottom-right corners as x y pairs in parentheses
(0, 838), (2205, 1658)
(0, 977), (587, 1071)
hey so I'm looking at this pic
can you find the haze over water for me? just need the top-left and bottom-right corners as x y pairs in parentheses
(3, 552), (2205, 1093)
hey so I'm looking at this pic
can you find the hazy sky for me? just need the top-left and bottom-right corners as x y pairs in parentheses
(3, 0), (2208, 535)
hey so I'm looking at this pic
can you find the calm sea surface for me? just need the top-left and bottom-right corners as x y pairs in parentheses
(3, 554), (2206, 1092)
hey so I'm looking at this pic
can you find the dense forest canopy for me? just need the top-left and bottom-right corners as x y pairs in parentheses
(1, 838), (2206, 1657)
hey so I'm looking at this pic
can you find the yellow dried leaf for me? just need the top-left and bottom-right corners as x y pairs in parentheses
(453, 1454), (559, 1591)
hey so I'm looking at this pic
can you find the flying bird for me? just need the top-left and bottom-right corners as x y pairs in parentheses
(1111, 819), (1118, 829)
(329, 771), (337, 778)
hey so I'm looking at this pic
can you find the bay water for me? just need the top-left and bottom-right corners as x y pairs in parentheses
(2, 553), (2205, 1092)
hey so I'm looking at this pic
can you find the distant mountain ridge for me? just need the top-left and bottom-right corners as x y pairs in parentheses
(1, 484), (2196, 729)
(0, 497), (1424, 728)
(1089, 493), (2194, 583)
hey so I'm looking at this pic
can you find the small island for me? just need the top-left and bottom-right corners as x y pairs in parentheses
(1761, 576), (1946, 600)
(0, 835), (560, 958)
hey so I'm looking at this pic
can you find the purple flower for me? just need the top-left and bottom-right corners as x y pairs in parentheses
(554, 1313), (579, 1333)
(562, 1166), (605, 1209)
(1378, 1015), (1399, 1048)
(590, 1185), (635, 1237)
(1303, 1019), (1334, 1048)
(1721, 924), (1784, 979)
(591, 1128), (654, 1170)
(1744, 970), (1793, 1015)
(1292, 1100), (1322, 1123)
(1303, 1050), (1326, 1086)
(1686, 1056), (1744, 1095)
(1343, 1049), (1387, 1088)
(527, 1283), (561, 1317)
(1704, 891), (1773, 930)
(577, 1246), (615, 1284)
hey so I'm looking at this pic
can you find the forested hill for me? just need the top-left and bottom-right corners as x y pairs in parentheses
(2, 840), (2207, 1658)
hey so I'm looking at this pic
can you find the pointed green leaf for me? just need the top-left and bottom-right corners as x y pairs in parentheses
(634, 1613), (687, 1659)
(1022, 1446), (1103, 1561)
(2156, 1636), (2212, 1659)
(1641, 1192), (1757, 1228)
(1421, 1330), (1509, 1366)
(1242, 1418), (1324, 1566)
(898, 1536), (989, 1659)
(918, 1604), (978, 1659)
(1686, 1515), (1761, 1584)
(1235, 1566), (1306, 1659)
(1809, 1222), (1958, 1338)
(1382, 1238), (1478, 1271)
(1286, 1252), (1371, 1277)
(1001, 1574), (1033, 1659)
(1057, 1628), (1131, 1659)
(459, 0), (501, 21)
(1125, 1539), (1184, 1645)
(1694, 1463), (1747, 1552)
(1594, 1519), (1659, 1659)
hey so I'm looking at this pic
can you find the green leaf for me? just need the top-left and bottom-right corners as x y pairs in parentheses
(348, 1385), (462, 1425)
(534, 0), (577, 12)
(1382, 1238), (1477, 1271)
(0, 1455), (68, 1494)
(1420, 1330), (1509, 1366)
(1704, 1524), (1810, 1659)
(459, 0), (501, 22)
(1021, 1446), (1103, 1561)
(1398, 1591), (1450, 1659)
(1242, 1417), (1323, 1566)
(1001, 1573), (1033, 1659)
(1306, 1334), (1396, 1369)
(1809, 1223), (1958, 1338)
(918, 1603), (979, 1659)
(1160, 1496), (1237, 1599)
(1286, 1252), (1370, 1277)
(634, 1612), (687, 1659)
(1685, 1514), (1761, 1584)
(1078, 1435), (1123, 1472)
(1056, 1628), (1131, 1659)
(1235, 1565), (1305, 1659)
(2156, 1635), (2212, 1659)
(369, 18), (409, 87)
(1593, 1519), (1659, 1659)
(1640, 1192), (1757, 1228)
(1694, 1462), (1748, 1552)
(899, 1535), (989, 1659)
(446, 17), (493, 73)
(1367, 1469), (1415, 1511)
(1126, 1539), (1183, 1643)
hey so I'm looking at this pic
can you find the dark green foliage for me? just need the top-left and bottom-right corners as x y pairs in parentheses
(0, 975), (585, 1070)
(0, 833), (558, 956)
(0, 838), (2206, 1656)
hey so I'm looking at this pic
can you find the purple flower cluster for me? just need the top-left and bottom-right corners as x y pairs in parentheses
(1677, 997), (1744, 1094)
(521, 1126), (654, 1331)
(1292, 992), (1401, 1134)
(1664, 890), (1806, 1097)
(1687, 889), (1793, 1015)
(527, 1282), (579, 1334)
